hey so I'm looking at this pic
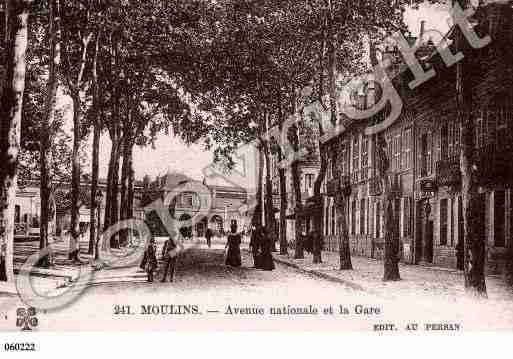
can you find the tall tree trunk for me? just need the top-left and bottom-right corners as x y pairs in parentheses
(376, 135), (400, 281)
(325, 0), (339, 124)
(104, 134), (117, 230)
(39, 0), (60, 266)
(454, 0), (486, 297)
(65, 27), (91, 261)
(128, 157), (134, 218)
(251, 145), (265, 228)
(69, 91), (82, 260)
(312, 121), (328, 264)
(382, 183), (400, 281)
(110, 144), (120, 233)
(88, 29), (101, 255)
(276, 101), (288, 255)
(335, 190), (352, 269)
(89, 121), (100, 255)
(104, 134), (120, 247)
(278, 155), (288, 255)
(333, 141), (352, 269)
(263, 114), (277, 252)
(292, 159), (304, 259)
(119, 134), (133, 246)
(0, 0), (30, 283)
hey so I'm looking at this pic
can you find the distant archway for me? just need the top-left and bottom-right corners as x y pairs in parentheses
(195, 217), (208, 237)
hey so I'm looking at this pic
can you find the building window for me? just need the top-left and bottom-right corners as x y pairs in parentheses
(369, 201), (374, 237)
(325, 203), (330, 236)
(340, 141), (348, 175)
(448, 121), (460, 158)
(392, 133), (401, 171)
(440, 199), (448, 246)
(361, 137), (369, 181)
(305, 174), (314, 192)
(376, 201), (381, 238)
(182, 193), (194, 207)
(403, 197), (412, 237)
(351, 199), (357, 236)
(352, 136), (360, 183)
(475, 116), (486, 149)
(15, 205), (21, 223)
(402, 128), (412, 170)
(440, 125), (448, 159)
(497, 107), (509, 148)
(450, 198), (454, 247)
(420, 132), (432, 177)
(32, 215), (40, 228)
(494, 190), (505, 247)
(331, 205), (336, 236)
(360, 198), (366, 235)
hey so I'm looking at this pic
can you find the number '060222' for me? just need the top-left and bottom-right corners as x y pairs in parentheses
(4, 343), (36, 351)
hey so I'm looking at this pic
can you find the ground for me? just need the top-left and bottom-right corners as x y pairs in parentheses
(1, 239), (513, 331)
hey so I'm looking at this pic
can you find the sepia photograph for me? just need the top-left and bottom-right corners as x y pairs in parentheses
(1, 0), (513, 346)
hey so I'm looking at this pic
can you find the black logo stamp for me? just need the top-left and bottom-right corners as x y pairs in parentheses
(16, 307), (38, 331)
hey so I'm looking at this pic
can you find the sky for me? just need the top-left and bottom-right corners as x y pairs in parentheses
(83, 2), (453, 182)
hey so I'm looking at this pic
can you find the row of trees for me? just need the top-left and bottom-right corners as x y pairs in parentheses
(0, 0), (215, 276)
(0, 0), (490, 297)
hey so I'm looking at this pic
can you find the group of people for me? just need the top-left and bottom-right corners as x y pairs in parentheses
(140, 222), (275, 282)
(141, 237), (177, 283)
(224, 224), (274, 271)
(248, 225), (275, 271)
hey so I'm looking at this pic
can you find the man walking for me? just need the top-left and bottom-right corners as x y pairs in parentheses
(161, 236), (177, 282)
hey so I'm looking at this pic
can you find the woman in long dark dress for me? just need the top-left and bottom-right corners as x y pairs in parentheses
(225, 223), (242, 267)
(249, 225), (262, 269)
(259, 227), (275, 271)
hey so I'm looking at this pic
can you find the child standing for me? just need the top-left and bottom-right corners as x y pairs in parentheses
(144, 238), (158, 282)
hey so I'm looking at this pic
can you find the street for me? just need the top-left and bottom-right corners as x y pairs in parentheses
(2, 242), (513, 331)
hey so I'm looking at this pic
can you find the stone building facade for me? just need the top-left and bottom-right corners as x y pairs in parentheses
(142, 172), (251, 238)
(322, 2), (513, 274)
(271, 2), (513, 275)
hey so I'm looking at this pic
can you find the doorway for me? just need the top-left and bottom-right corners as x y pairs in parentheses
(417, 199), (434, 264)
(425, 220), (434, 263)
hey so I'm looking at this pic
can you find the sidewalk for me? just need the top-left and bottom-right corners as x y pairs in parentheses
(13, 237), (148, 288)
(273, 249), (513, 302)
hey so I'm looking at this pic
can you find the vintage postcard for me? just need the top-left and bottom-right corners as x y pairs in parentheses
(1, 0), (513, 340)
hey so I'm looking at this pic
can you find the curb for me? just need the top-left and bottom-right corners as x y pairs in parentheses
(272, 255), (366, 292)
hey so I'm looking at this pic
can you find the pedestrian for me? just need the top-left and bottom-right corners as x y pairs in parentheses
(144, 238), (158, 282)
(249, 225), (262, 269)
(205, 227), (212, 248)
(259, 227), (275, 271)
(161, 236), (178, 282)
(225, 223), (242, 267)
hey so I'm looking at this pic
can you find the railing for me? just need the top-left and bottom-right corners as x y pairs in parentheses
(436, 156), (461, 187)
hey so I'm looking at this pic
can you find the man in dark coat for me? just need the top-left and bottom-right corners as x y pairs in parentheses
(259, 227), (275, 271)
(205, 228), (212, 248)
(249, 225), (261, 269)
(161, 236), (177, 282)
(144, 238), (158, 282)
